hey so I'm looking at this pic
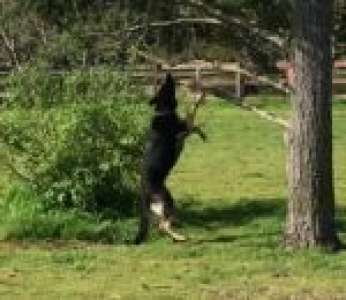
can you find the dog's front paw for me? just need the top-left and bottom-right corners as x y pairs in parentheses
(172, 232), (188, 242)
(158, 220), (188, 242)
(199, 131), (207, 142)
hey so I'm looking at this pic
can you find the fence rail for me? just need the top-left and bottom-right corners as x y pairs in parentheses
(1, 60), (346, 99)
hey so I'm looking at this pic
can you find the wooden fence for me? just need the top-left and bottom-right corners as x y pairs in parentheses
(276, 60), (346, 97)
(1, 60), (346, 100)
(130, 62), (250, 98)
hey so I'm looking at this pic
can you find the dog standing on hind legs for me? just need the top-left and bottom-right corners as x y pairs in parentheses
(135, 73), (206, 244)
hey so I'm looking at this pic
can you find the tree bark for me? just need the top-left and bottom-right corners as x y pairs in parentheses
(285, 0), (340, 250)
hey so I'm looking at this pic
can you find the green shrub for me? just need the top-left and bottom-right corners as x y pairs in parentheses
(0, 66), (150, 217)
(5, 64), (138, 108)
(5, 64), (63, 107)
(38, 100), (147, 216)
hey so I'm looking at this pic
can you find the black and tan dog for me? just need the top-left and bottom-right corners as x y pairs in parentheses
(135, 73), (206, 244)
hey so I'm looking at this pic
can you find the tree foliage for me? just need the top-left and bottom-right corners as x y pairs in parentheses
(0, 0), (344, 71)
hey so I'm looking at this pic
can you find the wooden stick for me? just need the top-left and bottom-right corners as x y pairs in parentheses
(131, 47), (170, 68)
(132, 48), (290, 130)
(128, 18), (222, 32)
(0, 31), (21, 70)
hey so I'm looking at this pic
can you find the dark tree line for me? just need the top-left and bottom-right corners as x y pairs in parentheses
(0, 0), (344, 71)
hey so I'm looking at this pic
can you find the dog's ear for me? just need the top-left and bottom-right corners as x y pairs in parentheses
(150, 73), (175, 104)
(150, 73), (177, 109)
(165, 73), (175, 87)
(149, 96), (158, 106)
(164, 73), (176, 97)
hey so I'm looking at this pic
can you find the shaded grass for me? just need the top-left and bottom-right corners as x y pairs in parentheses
(0, 98), (346, 299)
(179, 197), (285, 229)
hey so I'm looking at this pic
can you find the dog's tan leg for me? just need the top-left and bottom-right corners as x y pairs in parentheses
(135, 193), (151, 244)
(163, 186), (178, 225)
(150, 194), (187, 242)
(135, 211), (150, 244)
(158, 219), (187, 242)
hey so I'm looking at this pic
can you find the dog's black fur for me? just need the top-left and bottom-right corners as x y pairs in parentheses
(135, 73), (205, 244)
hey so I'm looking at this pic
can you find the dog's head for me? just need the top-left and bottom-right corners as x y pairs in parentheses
(150, 73), (177, 112)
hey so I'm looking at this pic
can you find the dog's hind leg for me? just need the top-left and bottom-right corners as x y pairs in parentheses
(151, 192), (187, 242)
(163, 186), (177, 224)
(136, 190), (187, 243)
(163, 187), (186, 228)
(158, 218), (187, 242)
(134, 193), (151, 244)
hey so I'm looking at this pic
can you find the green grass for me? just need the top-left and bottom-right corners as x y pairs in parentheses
(1, 98), (346, 299)
(0, 186), (137, 243)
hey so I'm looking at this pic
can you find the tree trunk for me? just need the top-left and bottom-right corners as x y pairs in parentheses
(284, 0), (340, 249)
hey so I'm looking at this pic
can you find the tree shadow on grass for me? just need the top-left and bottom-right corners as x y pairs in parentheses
(176, 197), (346, 247)
(335, 208), (346, 236)
(178, 197), (286, 230)
(176, 197), (285, 245)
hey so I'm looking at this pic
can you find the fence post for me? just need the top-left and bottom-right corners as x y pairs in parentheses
(154, 63), (162, 94)
(235, 63), (243, 99)
(195, 66), (201, 88)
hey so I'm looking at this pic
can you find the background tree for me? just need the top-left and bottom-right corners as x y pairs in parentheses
(285, 0), (340, 250)
(1, 0), (344, 71)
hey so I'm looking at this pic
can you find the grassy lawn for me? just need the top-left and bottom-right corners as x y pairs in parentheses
(1, 98), (346, 299)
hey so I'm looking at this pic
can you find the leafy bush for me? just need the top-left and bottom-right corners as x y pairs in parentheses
(38, 101), (147, 216)
(5, 64), (138, 108)
(0, 66), (150, 217)
(5, 64), (63, 107)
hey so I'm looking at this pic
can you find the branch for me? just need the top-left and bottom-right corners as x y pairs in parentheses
(0, 139), (33, 183)
(131, 47), (171, 68)
(181, 0), (284, 49)
(4, 158), (33, 183)
(127, 18), (222, 32)
(85, 17), (221, 37)
(0, 30), (21, 70)
(184, 84), (290, 129)
(132, 48), (289, 130)
(33, 19), (48, 45)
